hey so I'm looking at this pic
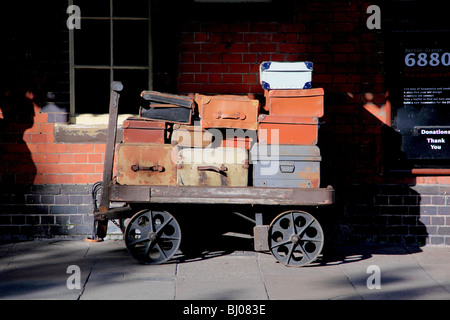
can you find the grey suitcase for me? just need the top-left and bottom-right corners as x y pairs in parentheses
(250, 144), (321, 188)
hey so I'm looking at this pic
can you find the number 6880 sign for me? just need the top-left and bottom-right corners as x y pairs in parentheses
(405, 52), (450, 67)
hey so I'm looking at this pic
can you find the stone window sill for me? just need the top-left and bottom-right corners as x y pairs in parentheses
(52, 114), (136, 143)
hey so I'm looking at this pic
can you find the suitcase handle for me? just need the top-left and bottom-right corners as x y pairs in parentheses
(215, 111), (246, 120)
(131, 164), (165, 172)
(279, 163), (295, 173)
(197, 164), (228, 173)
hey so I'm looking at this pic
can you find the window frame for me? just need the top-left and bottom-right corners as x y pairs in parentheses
(68, 0), (153, 122)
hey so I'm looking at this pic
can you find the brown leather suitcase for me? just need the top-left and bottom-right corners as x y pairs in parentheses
(258, 115), (319, 145)
(264, 88), (324, 117)
(122, 117), (167, 144)
(195, 94), (259, 130)
(116, 143), (177, 186)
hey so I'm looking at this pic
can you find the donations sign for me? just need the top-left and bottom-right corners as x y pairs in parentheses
(394, 33), (450, 160)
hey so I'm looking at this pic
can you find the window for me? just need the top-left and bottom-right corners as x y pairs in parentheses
(69, 0), (152, 117)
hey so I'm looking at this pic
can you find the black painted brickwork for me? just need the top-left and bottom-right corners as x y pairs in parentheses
(0, 185), (94, 240)
(332, 184), (450, 246)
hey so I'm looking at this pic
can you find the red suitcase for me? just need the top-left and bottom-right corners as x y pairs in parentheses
(264, 88), (324, 117)
(220, 137), (254, 150)
(258, 115), (318, 145)
(122, 117), (168, 144)
(195, 94), (259, 130)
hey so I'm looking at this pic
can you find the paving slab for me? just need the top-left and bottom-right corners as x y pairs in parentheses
(258, 253), (361, 300)
(0, 240), (93, 300)
(337, 245), (450, 300)
(176, 253), (268, 300)
(0, 240), (449, 301)
(80, 272), (176, 300)
(0, 279), (81, 300)
(406, 246), (450, 293)
(176, 279), (267, 300)
(177, 254), (262, 282)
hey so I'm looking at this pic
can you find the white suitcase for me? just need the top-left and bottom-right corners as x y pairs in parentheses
(259, 61), (313, 90)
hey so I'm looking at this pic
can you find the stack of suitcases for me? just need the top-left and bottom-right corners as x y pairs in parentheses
(253, 61), (324, 189)
(115, 61), (324, 189)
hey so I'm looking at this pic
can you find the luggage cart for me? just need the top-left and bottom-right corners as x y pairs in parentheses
(91, 82), (335, 267)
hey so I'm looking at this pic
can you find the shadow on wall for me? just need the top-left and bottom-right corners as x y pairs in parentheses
(0, 89), (38, 240)
(0, 89), (37, 185)
(318, 90), (428, 248)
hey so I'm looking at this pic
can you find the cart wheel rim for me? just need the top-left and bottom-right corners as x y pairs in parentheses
(125, 209), (181, 264)
(268, 210), (324, 267)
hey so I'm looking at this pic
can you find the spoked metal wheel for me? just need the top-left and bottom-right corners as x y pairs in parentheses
(124, 209), (181, 264)
(268, 210), (324, 267)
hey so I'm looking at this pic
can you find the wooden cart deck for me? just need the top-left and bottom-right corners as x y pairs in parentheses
(95, 184), (334, 222)
(108, 184), (334, 206)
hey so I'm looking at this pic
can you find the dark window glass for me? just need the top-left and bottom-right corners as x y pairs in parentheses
(75, 69), (110, 114)
(71, 1), (150, 115)
(113, 20), (149, 66)
(74, 20), (110, 66)
(73, 0), (110, 17)
(113, 0), (149, 17)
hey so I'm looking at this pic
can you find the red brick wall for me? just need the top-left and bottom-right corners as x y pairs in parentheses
(0, 102), (105, 186)
(175, 0), (449, 186)
(175, 1), (383, 185)
(177, 2), (380, 96)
